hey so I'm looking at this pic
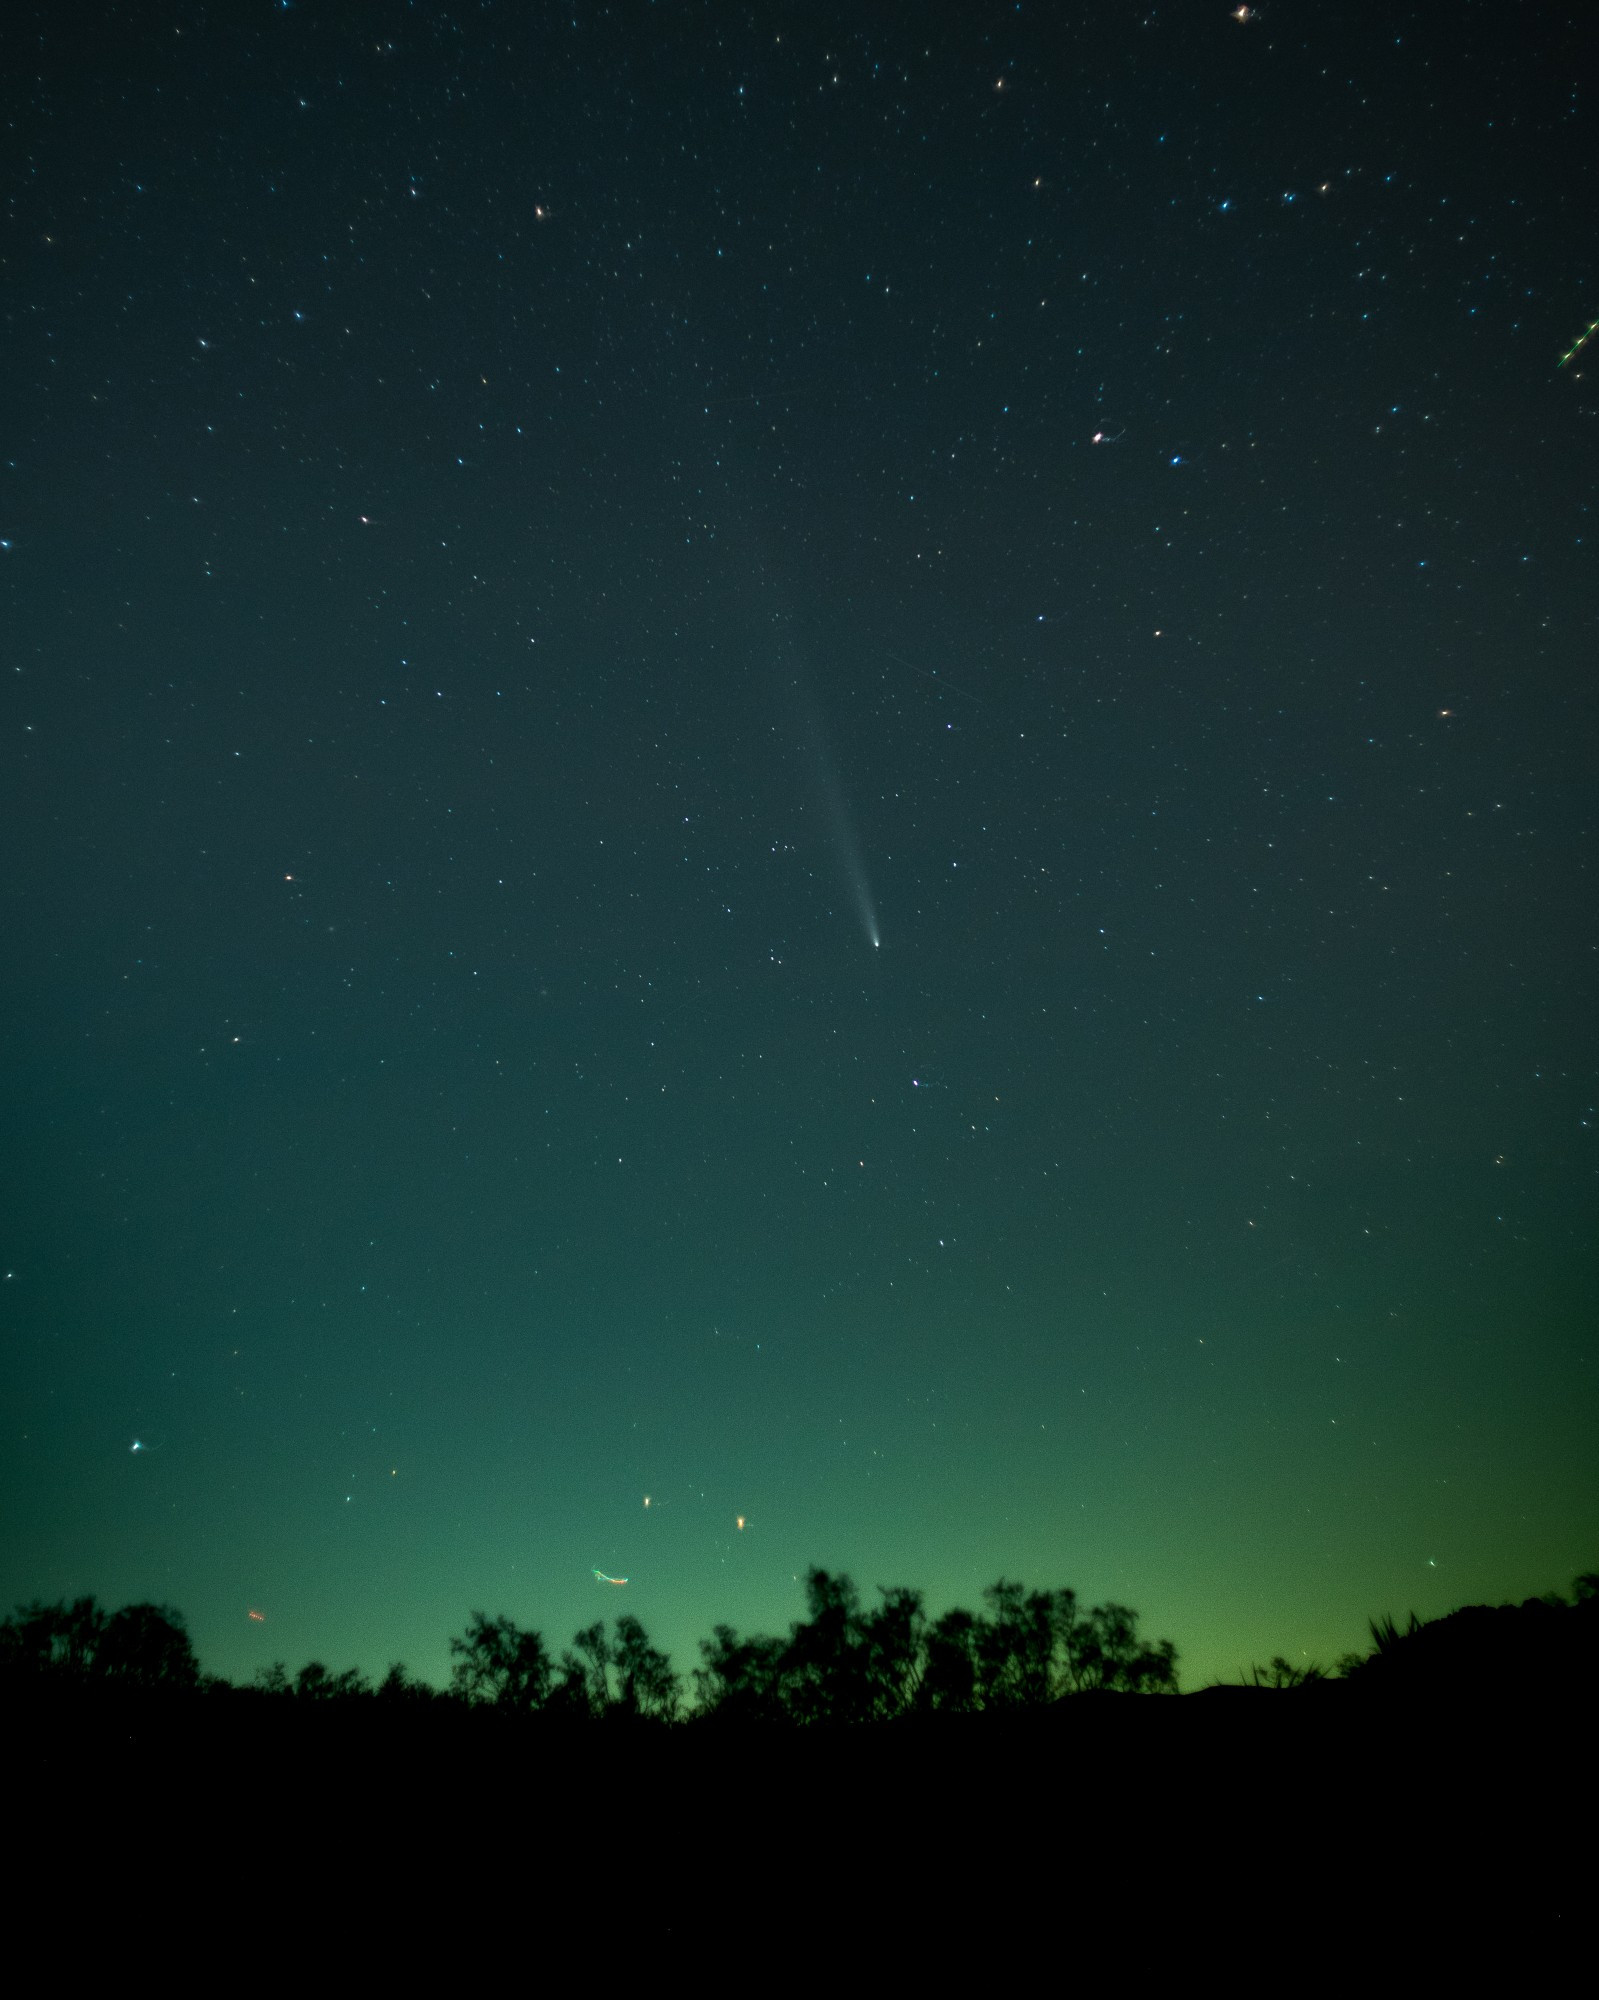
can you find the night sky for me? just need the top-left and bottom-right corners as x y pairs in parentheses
(4, 1), (1594, 1697)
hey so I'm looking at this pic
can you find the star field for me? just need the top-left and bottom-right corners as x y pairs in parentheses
(1, 1), (1593, 1691)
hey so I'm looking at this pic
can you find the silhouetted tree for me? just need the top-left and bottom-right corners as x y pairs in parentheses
(98, 1603), (199, 1691)
(6, 1564), (1198, 1724)
(919, 1606), (981, 1713)
(558, 1620), (613, 1718)
(449, 1612), (553, 1711)
(692, 1570), (1181, 1720)
(612, 1614), (681, 1721)
(783, 1568), (873, 1724)
(293, 1661), (370, 1699)
(1063, 1601), (1179, 1693)
(978, 1581), (1065, 1706)
(377, 1662), (439, 1703)
(0, 1597), (200, 1693)
(693, 1624), (787, 1722)
(1, 1597), (107, 1683)
(546, 1614), (679, 1720)
(860, 1586), (926, 1719)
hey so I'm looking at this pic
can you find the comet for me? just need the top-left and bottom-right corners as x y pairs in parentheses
(592, 1569), (629, 1585)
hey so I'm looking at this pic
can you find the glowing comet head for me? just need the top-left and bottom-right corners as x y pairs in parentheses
(853, 880), (880, 951)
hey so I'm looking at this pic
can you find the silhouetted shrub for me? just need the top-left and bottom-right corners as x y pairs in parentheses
(1341, 1587), (1598, 1692)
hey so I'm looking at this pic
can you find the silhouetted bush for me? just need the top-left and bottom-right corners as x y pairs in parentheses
(1220, 1572), (1599, 1692)
(1337, 1584), (1599, 1693)
(1233, 1657), (1329, 1688)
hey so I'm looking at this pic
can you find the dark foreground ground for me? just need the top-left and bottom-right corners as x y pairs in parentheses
(11, 1681), (1584, 1969)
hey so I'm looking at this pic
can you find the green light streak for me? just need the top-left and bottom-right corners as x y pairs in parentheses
(1558, 316), (1599, 367)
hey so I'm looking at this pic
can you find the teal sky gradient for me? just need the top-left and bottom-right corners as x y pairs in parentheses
(2, 0), (1594, 1696)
